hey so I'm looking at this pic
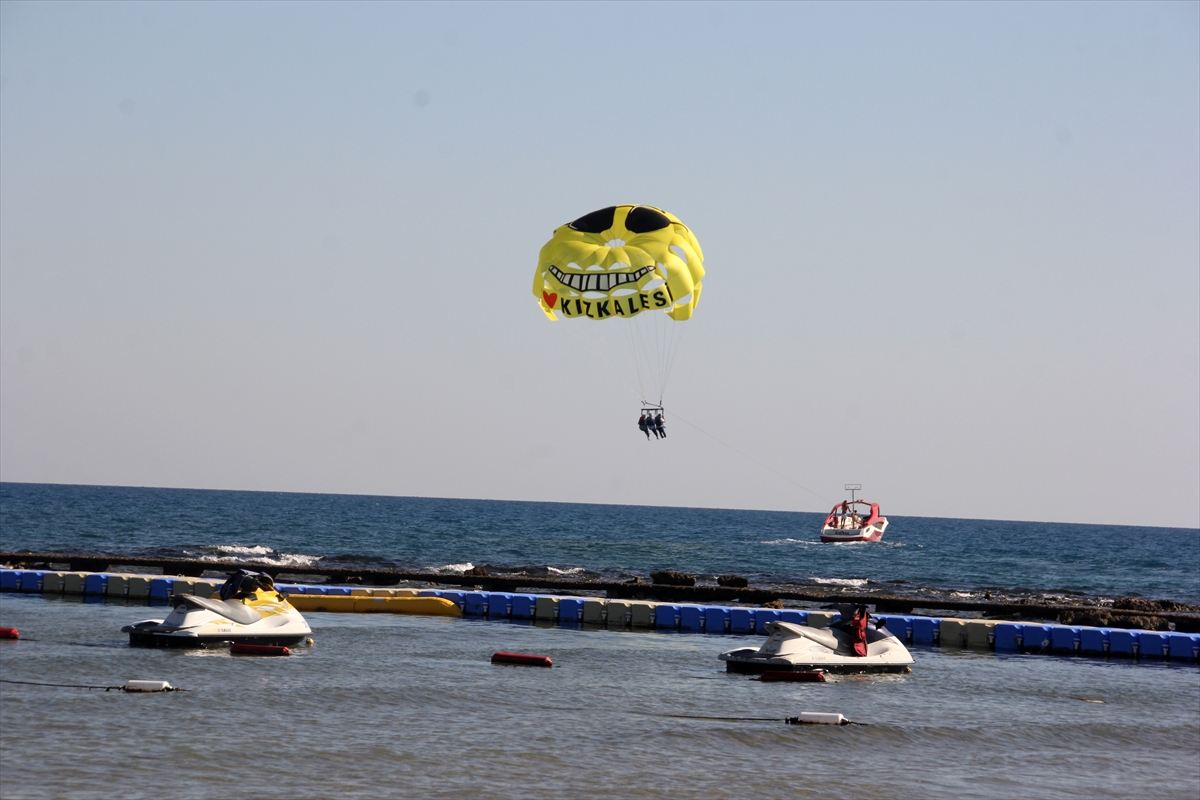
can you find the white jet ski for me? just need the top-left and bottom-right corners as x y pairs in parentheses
(123, 569), (311, 648)
(719, 608), (913, 674)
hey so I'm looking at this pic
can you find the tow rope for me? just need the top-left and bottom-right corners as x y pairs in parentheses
(1, 678), (182, 692)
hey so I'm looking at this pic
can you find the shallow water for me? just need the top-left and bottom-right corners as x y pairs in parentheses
(2, 592), (1198, 800)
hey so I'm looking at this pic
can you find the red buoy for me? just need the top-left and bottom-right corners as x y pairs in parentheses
(231, 643), (290, 656)
(0, 627), (19, 640)
(759, 670), (826, 682)
(491, 651), (553, 667)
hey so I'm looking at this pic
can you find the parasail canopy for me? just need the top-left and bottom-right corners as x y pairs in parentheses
(533, 205), (704, 322)
(531, 205), (705, 408)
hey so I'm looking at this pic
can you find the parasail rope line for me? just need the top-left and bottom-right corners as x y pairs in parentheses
(625, 323), (647, 403)
(657, 307), (667, 391)
(646, 712), (786, 721)
(668, 410), (832, 506)
(559, 316), (644, 401)
(635, 311), (667, 406)
(661, 313), (674, 400)
(633, 711), (866, 725)
(642, 307), (660, 401)
(658, 316), (671, 403)
(654, 310), (667, 403)
(632, 318), (653, 404)
(660, 318), (688, 406)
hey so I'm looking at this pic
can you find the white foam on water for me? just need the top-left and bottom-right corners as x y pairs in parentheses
(430, 562), (474, 575)
(255, 553), (322, 568)
(199, 545), (322, 568)
(761, 538), (819, 546)
(212, 545), (274, 556)
(810, 577), (869, 588)
(547, 566), (584, 576)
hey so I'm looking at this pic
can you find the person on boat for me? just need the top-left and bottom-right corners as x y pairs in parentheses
(637, 413), (651, 440)
(653, 412), (666, 438)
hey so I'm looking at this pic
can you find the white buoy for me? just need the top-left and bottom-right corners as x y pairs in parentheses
(123, 680), (174, 693)
(787, 712), (849, 725)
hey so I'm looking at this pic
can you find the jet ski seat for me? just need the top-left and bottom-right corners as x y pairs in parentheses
(791, 625), (840, 651)
(180, 594), (264, 626)
(219, 569), (276, 601)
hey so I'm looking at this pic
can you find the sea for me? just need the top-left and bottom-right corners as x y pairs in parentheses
(1, 482), (1198, 799)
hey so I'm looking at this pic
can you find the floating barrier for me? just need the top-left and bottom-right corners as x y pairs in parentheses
(231, 644), (290, 657)
(123, 680), (176, 692)
(656, 604), (680, 630)
(3, 568), (1197, 664)
(0, 627), (19, 639)
(680, 605), (703, 631)
(559, 597), (585, 624)
(786, 712), (850, 725)
(730, 608), (756, 634)
(492, 651), (553, 667)
(582, 599), (606, 624)
(760, 670), (826, 682)
(704, 606), (730, 634)
(19, 571), (44, 592)
(630, 601), (657, 628)
(534, 596), (559, 621)
(606, 600), (632, 628)
(488, 593), (513, 617)
(512, 594), (538, 620)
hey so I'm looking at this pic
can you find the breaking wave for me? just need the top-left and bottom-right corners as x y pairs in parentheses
(810, 577), (869, 588)
(182, 544), (322, 568)
(429, 562), (474, 575)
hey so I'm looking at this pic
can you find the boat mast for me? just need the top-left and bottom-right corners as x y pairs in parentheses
(845, 483), (861, 503)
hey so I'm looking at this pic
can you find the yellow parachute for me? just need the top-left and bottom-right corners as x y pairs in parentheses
(532, 205), (705, 408)
(533, 205), (704, 322)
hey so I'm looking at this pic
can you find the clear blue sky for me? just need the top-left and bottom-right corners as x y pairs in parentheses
(2, 1), (1197, 527)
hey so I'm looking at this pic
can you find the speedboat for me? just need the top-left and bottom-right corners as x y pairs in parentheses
(718, 608), (913, 674)
(123, 569), (311, 648)
(821, 483), (887, 543)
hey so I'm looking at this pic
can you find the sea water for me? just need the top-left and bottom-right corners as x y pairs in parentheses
(2, 483), (1197, 605)
(1, 483), (1198, 799)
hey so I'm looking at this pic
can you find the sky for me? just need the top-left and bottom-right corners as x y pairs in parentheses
(1, 1), (1197, 528)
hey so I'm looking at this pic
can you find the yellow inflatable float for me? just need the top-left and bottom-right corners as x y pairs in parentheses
(286, 594), (461, 617)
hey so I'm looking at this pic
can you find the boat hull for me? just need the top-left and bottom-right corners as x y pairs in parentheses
(820, 517), (887, 543)
(722, 658), (910, 675)
(126, 626), (310, 649)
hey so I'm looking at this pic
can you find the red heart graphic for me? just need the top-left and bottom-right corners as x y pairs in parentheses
(542, 291), (558, 308)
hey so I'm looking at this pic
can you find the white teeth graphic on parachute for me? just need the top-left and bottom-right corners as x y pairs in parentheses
(549, 265), (653, 292)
